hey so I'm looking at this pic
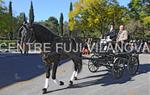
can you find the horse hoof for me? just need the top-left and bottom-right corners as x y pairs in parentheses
(59, 81), (64, 86)
(42, 88), (47, 94)
(69, 81), (73, 86)
(74, 77), (78, 80)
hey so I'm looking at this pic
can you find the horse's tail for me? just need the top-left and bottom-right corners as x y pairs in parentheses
(77, 52), (82, 73)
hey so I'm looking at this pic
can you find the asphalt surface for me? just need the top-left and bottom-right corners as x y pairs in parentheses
(0, 54), (150, 95)
(0, 54), (45, 88)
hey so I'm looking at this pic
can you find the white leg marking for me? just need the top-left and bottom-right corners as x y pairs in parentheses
(53, 79), (59, 85)
(44, 78), (49, 89)
(74, 71), (78, 77)
(70, 71), (76, 81)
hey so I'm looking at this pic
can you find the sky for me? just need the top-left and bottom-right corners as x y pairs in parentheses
(5, 0), (131, 22)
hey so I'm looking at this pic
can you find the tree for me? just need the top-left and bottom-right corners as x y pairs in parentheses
(29, 1), (34, 25)
(39, 16), (59, 35)
(128, 0), (150, 20)
(69, 2), (73, 36)
(0, 0), (8, 39)
(59, 13), (64, 36)
(69, 0), (127, 37)
(17, 12), (27, 25)
(23, 13), (27, 23)
(8, 1), (13, 39)
(0, 0), (6, 14)
(128, 0), (150, 38)
(0, 0), (19, 39)
(46, 17), (59, 34)
(69, 2), (73, 12)
(126, 19), (144, 39)
(63, 21), (69, 36)
(128, 0), (141, 20)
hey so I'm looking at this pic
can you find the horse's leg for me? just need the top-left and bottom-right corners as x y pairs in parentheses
(42, 64), (51, 94)
(69, 53), (82, 86)
(69, 59), (78, 86)
(74, 52), (82, 80)
(51, 60), (64, 86)
(74, 68), (78, 80)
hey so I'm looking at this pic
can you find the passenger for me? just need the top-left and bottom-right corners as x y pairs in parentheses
(116, 25), (128, 43)
(116, 25), (128, 52)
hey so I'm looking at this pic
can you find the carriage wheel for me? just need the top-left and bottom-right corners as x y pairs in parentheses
(88, 55), (99, 73)
(127, 56), (139, 75)
(112, 57), (125, 79)
(88, 60), (99, 73)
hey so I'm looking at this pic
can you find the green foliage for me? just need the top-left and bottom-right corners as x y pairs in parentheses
(9, 1), (12, 17)
(70, 2), (73, 12)
(144, 31), (150, 38)
(46, 16), (59, 34)
(69, 0), (128, 37)
(0, 40), (17, 48)
(59, 13), (64, 36)
(0, 0), (7, 13)
(0, 40), (16, 44)
(68, 2), (73, 36)
(0, 0), (149, 40)
(8, 1), (13, 39)
(0, 0), (20, 40)
(63, 21), (69, 36)
(39, 16), (59, 35)
(69, 0), (150, 38)
(128, 0), (150, 20)
(46, 17), (59, 27)
(17, 12), (26, 24)
(29, 1), (34, 25)
(0, 1), (11, 39)
(23, 13), (27, 23)
(128, 0), (150, 38)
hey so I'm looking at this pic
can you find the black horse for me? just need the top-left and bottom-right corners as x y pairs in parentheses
(18, 23), (83, 94)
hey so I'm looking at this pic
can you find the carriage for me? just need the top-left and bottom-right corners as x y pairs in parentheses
(87, 38), (139, 79)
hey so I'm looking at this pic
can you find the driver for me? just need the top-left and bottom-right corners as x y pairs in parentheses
(105, 24), (117, 41)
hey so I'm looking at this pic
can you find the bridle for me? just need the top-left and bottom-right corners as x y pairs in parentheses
(20, 24), (36, 44)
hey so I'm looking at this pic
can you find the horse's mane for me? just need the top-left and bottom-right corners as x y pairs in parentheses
(30, 23), (80, 46)
(32, 23), (60, 38)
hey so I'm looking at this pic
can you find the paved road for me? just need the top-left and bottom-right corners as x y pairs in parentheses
(0, 54), (150, 95)
(0, 54), (45, 88)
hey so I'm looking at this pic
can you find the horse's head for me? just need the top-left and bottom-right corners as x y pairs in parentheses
(18, 23), (36, 44)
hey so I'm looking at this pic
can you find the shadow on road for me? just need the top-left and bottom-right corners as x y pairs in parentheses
(45, 63), (150, 94)
(0, 53), (70, 89)
(46, 87), (68, 94)
(69, 63), (150, 88)
(0, 54), (45, 88)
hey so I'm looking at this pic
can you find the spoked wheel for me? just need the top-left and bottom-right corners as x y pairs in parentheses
(112, 57), (125, 79)
(127, 55), (139, 75)
(88, 55), (99, 73)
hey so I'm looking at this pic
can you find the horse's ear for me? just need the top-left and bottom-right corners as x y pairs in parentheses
(26, 19), (28, 23)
